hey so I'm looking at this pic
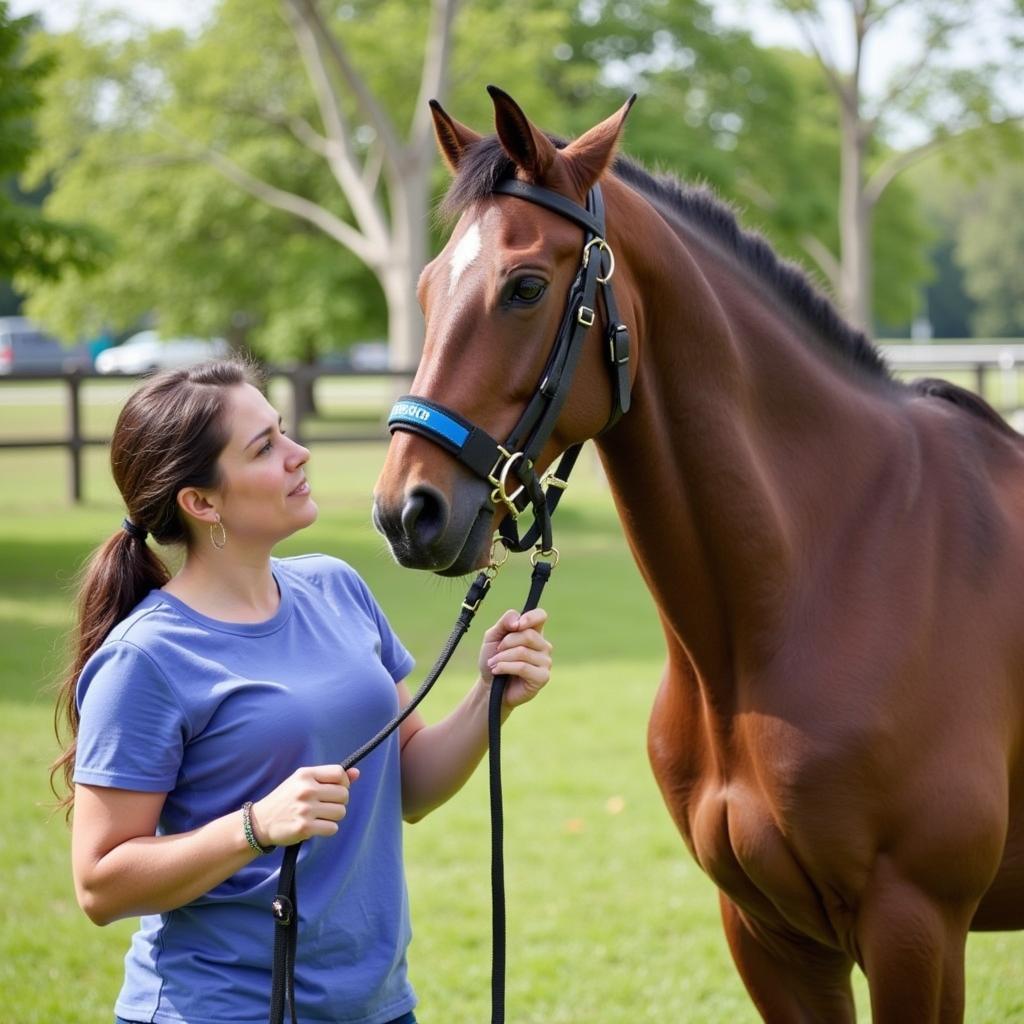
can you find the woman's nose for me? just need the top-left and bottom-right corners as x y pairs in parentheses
(287, 437), (310, 466)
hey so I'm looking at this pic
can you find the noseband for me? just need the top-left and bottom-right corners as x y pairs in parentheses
(387, 179), (632, 556)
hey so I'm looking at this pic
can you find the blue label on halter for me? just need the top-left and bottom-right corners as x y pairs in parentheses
(388, 400), (469, 448)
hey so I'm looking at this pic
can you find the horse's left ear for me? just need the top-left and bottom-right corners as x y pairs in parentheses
(488, 84), (559, 182)
(560, 94), (637, 195)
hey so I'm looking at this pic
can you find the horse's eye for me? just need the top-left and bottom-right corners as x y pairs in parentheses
(510, 277), (546, 305)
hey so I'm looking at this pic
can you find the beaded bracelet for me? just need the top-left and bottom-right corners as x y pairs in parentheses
(241, 801), (274, 855)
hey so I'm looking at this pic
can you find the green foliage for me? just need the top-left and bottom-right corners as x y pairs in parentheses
(957, 162), (1024, 336)
(905, 135), (1024, 338)
(0, 2), (99, 283)
(20, 8), (383, 353)
(20, 0), (942, 348)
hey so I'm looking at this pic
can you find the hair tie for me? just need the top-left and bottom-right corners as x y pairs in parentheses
(122, 518), (148, 542)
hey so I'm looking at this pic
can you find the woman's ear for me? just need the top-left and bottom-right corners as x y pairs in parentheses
(176, 486), (219, 526)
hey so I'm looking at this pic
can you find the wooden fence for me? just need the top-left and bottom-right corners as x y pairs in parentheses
(3, 344), (1024, 503)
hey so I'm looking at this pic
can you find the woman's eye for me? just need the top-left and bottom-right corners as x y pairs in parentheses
(510, 277), (546, 304)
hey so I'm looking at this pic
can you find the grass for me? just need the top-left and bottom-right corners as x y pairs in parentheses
(1, 420), (1022, 1021)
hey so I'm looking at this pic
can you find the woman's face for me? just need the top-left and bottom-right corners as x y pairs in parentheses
(208, 383), (318, 548)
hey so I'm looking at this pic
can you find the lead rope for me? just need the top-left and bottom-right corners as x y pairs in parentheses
(489, 555), (555, 1024)
(270, 559), (500, 1024)
(268, 540), (560, 1024)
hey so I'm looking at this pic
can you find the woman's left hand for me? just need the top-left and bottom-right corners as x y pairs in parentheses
(479, 608), (553, 709)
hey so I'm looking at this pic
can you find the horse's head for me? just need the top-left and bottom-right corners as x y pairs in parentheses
(373, 87), (635, 576)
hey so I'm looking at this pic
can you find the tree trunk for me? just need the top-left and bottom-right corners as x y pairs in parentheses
(381, 161), (429, 371)
(838, 103), (873, 334)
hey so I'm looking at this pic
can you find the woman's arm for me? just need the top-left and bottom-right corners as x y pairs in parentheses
(72, 763), (358, 925)
(398, 608), (552, 823)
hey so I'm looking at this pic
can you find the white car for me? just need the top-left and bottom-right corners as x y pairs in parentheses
(95, 331), (229, 375)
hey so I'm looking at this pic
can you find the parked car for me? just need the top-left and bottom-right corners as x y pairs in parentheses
(94, 331), (229, 375)
(348, 341), (389, 371)
(0, 316), (90, 374)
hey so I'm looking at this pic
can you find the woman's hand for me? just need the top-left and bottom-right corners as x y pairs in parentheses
(478, 608), (553, 709)
(250, 764), (360, 848)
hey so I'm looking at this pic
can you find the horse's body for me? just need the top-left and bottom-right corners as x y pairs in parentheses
(373, 90), (1024, 1021)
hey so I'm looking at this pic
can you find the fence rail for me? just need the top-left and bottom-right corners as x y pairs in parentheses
(2, 345), (1024, 503)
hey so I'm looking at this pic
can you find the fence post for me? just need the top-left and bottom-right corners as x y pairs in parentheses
(67, 369), (83, 504)
(289, 366), (314, 448)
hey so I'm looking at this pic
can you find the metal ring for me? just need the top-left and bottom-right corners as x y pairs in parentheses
(497, 451), (528, 505)
(489, 535), (510, 569)
(530, 546), (560, 568)
(582, 239), (615, 284)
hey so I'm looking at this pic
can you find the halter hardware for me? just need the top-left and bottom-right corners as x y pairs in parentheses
(489, 449), (530, 519)
(582, 237), (615, 283)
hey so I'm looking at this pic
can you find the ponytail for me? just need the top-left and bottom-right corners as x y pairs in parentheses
(50, 358), (258, 817)
(51, 527), (171, 816)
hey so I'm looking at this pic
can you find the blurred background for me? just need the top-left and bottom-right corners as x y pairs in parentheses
(2, 0), (1022, 375)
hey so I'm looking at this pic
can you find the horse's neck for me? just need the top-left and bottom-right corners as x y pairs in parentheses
(596, 196), (901, 693)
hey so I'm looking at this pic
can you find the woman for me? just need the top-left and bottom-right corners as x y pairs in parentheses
(51, 360), (553, 1024)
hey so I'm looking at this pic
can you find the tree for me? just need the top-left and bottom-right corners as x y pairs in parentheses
(768, 0), (1024, 332)
(956, 160), (1024, 336)
(24, 0), (934, 363)
(23, 0), (579, 363)
(0, 2), (96, 287)
(546, 4), (932, 326)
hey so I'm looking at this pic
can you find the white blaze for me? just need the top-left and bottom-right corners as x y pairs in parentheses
(448, 222), (481, 295)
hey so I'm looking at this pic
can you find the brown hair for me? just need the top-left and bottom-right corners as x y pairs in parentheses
(51, 359), (261, 814)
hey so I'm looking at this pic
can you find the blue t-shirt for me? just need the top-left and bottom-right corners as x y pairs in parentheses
(74, 554), (417, 1024)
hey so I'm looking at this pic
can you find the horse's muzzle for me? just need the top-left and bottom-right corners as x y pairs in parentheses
(372, 479), (494, 576)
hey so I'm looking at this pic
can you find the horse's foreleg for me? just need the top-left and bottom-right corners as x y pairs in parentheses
(855, 860), (973, 1024)
(719, 893), (856, 1023)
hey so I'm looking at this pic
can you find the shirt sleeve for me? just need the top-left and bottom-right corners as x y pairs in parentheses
(351, 574), (416, 684)
(74, 640), (189, 792)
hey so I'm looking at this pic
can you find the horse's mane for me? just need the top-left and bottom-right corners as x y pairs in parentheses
(441, 134), (1015, 435)
(611, 155), (890, 380)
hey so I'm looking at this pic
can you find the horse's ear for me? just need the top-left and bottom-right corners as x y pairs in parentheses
(560, 94), (637, 194)
(488, 84), (558, 182)
(430, 99), (481, 173)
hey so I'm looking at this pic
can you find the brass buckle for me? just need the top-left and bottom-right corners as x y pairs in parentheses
(541, 471), (569, 492)
(577, 305), (596, 327)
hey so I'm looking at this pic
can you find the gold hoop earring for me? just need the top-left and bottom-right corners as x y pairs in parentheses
(210, 516), (227, 550)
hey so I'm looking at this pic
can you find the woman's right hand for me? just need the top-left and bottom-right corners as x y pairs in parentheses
(250, 764), (360, 848)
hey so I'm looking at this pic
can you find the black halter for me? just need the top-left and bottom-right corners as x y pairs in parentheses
(387, 180), (632, 554)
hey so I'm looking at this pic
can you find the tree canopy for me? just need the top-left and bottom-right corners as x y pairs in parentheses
(18, 0), (969, 355)
(0, 1), (97, 287)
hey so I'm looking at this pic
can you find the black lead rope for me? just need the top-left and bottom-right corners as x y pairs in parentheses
(488, 558), (553, 1024)
(269, 567), (496, 1024)
(268, 554), (557, 1024)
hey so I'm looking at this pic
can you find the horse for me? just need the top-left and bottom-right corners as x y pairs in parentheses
(371, 87), (1024, 1022)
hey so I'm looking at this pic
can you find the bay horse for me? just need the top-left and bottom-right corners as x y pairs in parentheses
(372, 87), (1024, 1022)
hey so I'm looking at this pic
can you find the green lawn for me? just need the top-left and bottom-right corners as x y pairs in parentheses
(1, 432), (1021, 1022)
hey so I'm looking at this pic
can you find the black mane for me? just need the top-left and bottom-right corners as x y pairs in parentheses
(442, 134), (888, 380)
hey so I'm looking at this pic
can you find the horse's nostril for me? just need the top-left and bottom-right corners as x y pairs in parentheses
(401, 485), (448, 547)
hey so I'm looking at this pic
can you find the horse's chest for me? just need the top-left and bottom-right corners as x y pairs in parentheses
(686, 781), (840, 945)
